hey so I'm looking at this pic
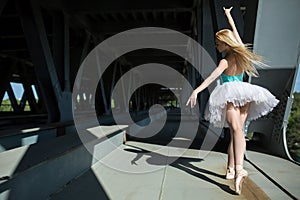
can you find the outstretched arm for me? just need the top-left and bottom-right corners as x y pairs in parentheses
(186, 59), (228, 108)
(224, 7), (244, 46)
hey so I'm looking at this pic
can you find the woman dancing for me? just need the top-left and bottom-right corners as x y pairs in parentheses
(186, 7), (279, 195)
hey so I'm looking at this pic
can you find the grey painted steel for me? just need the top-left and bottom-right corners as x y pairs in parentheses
(254, 0), (300, 69)
(64, 14), (71, 93)
(110, 62), (118, 111)
(0, 123), (74, 152)
(0, 126), (126, 200)
(242, 0), (258, 44)
(248, 0), (300, 159)
(16, 0), (73, 122)
(282, 54), (300, 161)
(212, 0), (244, 37)
(201, 0), (217, 63)
(248, 69), (294, 157)
(95, 51), (109, 114)
(50, 0), (195, 13)
(52, 11), (65, 91)
(196, 0), (215, 118)
(16, 0), (61, 122)
(21, 65), (39, 112)
(6, 84), (19, 112)
(0, 0), (8, 16)
(29, 0), (62, 99)
(0, 60), (17, 105)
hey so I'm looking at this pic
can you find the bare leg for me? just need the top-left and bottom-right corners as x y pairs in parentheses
(226, 102), (250, 194)
(227, 127), (234, 168)
(226, 103), (245, 168)
(226, 127), (235, 179)
(227, 102), (250, 163)
(240, 102), (250, 135)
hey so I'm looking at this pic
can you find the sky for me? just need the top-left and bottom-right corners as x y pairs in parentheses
(2, 68), (300, 101)
(3, 83), (38, 100)
(295, 68), (300, 92)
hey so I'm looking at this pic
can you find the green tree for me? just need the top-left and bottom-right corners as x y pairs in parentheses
(0, 99), (13, 111)
(0, 99), (31, 112)
(287, 92), (300, 159)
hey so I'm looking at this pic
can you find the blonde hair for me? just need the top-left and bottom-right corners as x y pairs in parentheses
(215, 29), (266, 77)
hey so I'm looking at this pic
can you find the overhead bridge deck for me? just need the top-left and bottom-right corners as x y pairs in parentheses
(1, 0), (300, 199)
(0, 110), (299, 200)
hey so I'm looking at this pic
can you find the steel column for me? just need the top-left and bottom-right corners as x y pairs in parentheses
(63, 14), (71, 92)
(0, 0), (8, 16)
(21, 64), (39, 112)
(16, 0), (60, 121)
(95, 50), (109, 114)
(0, 60), (15, 106)
(242, 0), (258, 44)
(7, 83), (20, 112)
(52, 11), (65, 90)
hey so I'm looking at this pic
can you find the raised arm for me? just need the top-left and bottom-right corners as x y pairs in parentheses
(186, 59), (228, 108)
(224, 7), (244, 46)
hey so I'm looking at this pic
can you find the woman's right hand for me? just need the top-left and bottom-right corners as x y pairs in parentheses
(186, 91), (198, 108)
(223, 6), (233, 15)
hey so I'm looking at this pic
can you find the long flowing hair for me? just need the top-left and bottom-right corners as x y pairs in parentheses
(215, 29), (266, 77)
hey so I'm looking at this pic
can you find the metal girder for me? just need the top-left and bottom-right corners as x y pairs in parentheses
(126, 55), (185, 66)
(97, 13), (109, 22)
(242, 0), (258, 44)
(72, 31), (91, 93)
(71, 14), (104, 42)
(20, 64), (39, 112)
(0, 59), (15, 106)
(192, 0), (215, 117)
(211, 0), (244, 38)
(201, 0), (217, 64)
(95, 49), (109, 114)
(63, 14), (71, 92)
(109, 12), (119, 22)
(131, 12), (138, 21)
(58, 0), (195, 13)
(119, 12), (128, 22)
(52, 11), (65, 90)
(92, 19), (192, 36)
(15, 0), (61, 121)
(0, 0), (8, 16)
(80, 32), (91, 64)
(16, 0), (62, 97)
(119, 65), (127, 111)
(0, 20), (23, 38)
(0, 14), (23, 38)
(0, 53), (33, 66)
(71, 11), (193, 41)
(19, 91), (26, 110)
(6, 82), (20, 112)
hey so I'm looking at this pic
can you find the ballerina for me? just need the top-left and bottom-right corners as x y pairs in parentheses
(186, 6), (279, 195)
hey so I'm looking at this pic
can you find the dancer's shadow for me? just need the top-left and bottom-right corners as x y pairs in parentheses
(124, 144), (235, 195)
(170, 158), (235, 195)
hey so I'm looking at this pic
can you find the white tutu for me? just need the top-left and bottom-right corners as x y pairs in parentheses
(204, 81), (279, 128)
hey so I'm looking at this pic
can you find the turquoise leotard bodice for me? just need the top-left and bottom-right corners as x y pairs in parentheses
(221, 73), (244, 83)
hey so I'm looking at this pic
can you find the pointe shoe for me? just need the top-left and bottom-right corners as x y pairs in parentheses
(225, 167), (235, 180)
(235, 169), (248, 195)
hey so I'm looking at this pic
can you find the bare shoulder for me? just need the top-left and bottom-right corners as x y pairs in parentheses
(218, 59), (229, 70)
(220, 59), (228, 64)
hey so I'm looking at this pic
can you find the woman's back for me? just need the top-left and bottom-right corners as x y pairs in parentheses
(223, 54), (243, 76)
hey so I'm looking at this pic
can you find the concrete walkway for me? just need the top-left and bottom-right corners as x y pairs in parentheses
(50, 141), (300, 200)
(246, 151), (300, 199)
